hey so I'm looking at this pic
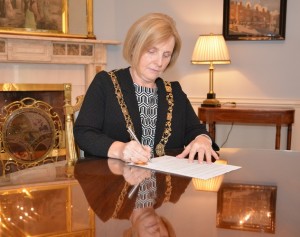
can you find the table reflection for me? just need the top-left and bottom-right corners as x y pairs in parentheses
(74, 157), (191, 236)
(1, 148), (299, 236)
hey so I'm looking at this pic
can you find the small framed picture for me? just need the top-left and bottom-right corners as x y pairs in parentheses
(223, 0), (287, 40)
(217, 183), (277, 233)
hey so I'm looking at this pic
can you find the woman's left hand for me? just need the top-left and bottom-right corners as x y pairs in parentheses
(176, 135), (219, 163)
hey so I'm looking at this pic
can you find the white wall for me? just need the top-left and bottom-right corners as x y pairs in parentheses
(94, 0), (300, 150)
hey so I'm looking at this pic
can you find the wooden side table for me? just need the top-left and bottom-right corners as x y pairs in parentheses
(198, 106), (295, 150)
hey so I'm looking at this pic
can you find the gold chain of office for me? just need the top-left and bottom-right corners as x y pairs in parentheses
(108, 70), (174, 156)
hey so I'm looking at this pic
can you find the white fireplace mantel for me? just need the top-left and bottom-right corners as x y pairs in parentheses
(0, 34), (120, 88)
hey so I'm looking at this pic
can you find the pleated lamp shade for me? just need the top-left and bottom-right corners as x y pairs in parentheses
(191, 34), (231, 65)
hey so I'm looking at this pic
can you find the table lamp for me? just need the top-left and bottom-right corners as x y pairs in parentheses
(191, 34), (231, 107)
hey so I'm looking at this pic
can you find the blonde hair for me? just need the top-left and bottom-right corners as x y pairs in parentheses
(123, 13), (181, 73)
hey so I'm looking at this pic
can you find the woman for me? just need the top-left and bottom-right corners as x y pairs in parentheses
(74, 13), (219, 164)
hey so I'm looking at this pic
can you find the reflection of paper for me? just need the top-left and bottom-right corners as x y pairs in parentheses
(129, 156), (241, 180)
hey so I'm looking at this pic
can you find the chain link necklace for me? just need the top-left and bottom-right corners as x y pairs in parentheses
(108, 70), (174, 156)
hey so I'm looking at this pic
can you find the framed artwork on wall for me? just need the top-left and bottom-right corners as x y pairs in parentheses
(217, 183), (277, 233)
(223, 0), (287, 40)
(0, 0), (94, 38)
(0, 0), (66, 36)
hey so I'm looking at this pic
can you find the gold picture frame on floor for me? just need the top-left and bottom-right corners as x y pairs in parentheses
(217, 183), (277, 233)
(0, 0), (94, 39)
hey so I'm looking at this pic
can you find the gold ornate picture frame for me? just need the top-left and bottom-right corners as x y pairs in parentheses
(0, 0), (94, 38)
(217, 183), (277, 233)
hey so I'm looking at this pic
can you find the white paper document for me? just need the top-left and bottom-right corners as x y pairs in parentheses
(129, 156), (241, 180)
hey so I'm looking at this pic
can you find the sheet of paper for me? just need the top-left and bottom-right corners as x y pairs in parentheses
(129, 156), (241, 180)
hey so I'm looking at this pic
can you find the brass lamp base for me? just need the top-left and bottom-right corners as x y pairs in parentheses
(201, 93), (221, 107)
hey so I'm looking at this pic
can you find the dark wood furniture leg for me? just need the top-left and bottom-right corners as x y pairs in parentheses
(275, 125), (281, 150)
(287, 124), (292, 150)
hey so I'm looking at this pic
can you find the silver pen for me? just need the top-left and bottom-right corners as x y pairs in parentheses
(127, 127), (152, 162)
(127, 127), (147, 199)
(128, 183), (140, 199)
(127, 127), (142, 146)
(127, 127), (142, 198)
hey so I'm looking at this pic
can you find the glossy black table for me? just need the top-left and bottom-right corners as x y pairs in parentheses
(1, 148), (299, 237)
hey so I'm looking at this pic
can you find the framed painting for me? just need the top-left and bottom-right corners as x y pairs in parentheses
(0, 0), (94, 38)
(223, 0), (287, 40)
(217, 183), (277, 233)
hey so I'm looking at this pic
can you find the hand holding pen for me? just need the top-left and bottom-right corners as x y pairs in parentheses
(126, 127), (151, 198)
(126, 127), (152, 164)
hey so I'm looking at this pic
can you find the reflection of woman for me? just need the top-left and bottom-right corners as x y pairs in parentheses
(74, 157), (191, 235)
(124, 208), (175, 237)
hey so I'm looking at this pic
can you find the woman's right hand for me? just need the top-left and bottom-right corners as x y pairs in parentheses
(122, 141), (151, 164)
(108, 141), (151, 164)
